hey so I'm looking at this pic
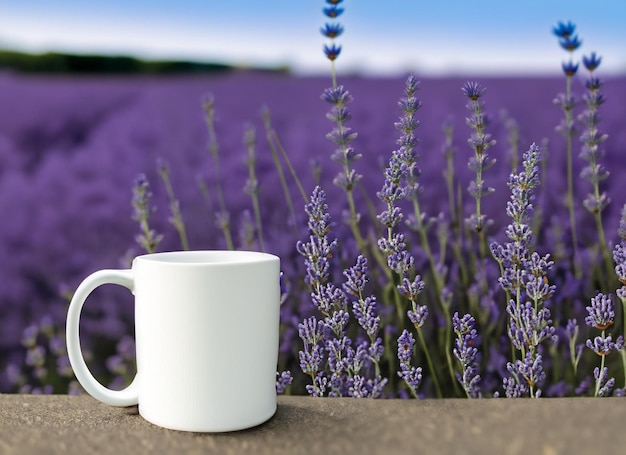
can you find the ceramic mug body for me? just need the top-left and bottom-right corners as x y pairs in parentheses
(66, 250), (280, 432)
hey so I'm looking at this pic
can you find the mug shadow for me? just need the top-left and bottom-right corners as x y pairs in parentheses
(122, 402), (335, 436)
(204, 401), (336, 439)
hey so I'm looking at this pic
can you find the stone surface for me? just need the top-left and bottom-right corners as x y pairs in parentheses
(0, 394), (624, 454)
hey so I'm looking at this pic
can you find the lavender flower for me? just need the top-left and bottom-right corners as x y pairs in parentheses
(397, 330), (422, 397)
(492, 144), (542, 296)
(582, 52), (602, 71)
(297, 185), (387, 397)
(585, 292), (623, 396)
(578, 51), (612, 285)
(586, 335), (623, 356)
(321, 80), (365, 252)
(242, 125), (266, 252)
(276, 371), (293, 394)
(553, 21), (582, 267)
(593, 367), (615, 397)
(131, 174), (163, 254)
(504, 352), (546, 398)
(552, 21), (576, 39)
(320, 23), (344, 39)
(463, 81), (495, 236)
(343, 255), (386, 386)
(157, 159), (189, 251)
(296, 186), (337, 292)
(565, 318), (583, 373)
(493, 144), (556, 397)
(585, 293), (615, 330)
(452, 312), (482, 398)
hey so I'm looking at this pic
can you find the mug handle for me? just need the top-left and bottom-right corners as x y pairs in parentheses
(66, 269), (139, 406)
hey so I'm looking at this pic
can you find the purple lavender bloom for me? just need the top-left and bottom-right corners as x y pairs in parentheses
(463, 81), (495, 234)
(452, 312), (482, 398)
(615, 244), (626, 285)
(296, 186), (338, 291)
(397, 330), (415, 363)
(504, 352), (545, 398)
(552, 21), (576, 39)
(397, 275), (425, 302)
(298, 316), (323, 347)
(322, 86), (362, 194)
(343, 255), (368, 297)
(461, 81), (486, 101)
(326, 336), (351, 375)
(299, 343), (325, 378)
(517, 353), (546, 396)
(349, 374), (387, 398)
(493, 144), (543, 293)
(276, 371), (293, 394)
(524, 274), (555, 303)
(306, 374), (329, 397)
(323, 44), (342, 62)
(131, 173), (163, 254)
(397, 330), (422, 396)
(407, 304), (428, 329)
(312, 284), (347, 317)
(494, 143), (558, 397)
(561, 60), (578, 77)
(321, 85), (353, 106)
(582, 52), (602, 72)
(618, 205), (626, 241)
(323, 309), (350, 338)
(323, 5), (344, 18)
(387, 250), (415, 275)
(304, 185), (332, 238)
(593, 367), (615, 397)
(320, 23), (344, 39)
(506, 300), (556, 351)
(586, 335), (623, 356)
(585, 293), (615, 330)
(559, 35), (582, 52)
(352, 296), (380, 339)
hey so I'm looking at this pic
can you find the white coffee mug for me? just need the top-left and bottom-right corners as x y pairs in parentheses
(66, 250), (281, 432)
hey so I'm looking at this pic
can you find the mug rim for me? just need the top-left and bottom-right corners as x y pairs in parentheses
(134, 250), (279, 266)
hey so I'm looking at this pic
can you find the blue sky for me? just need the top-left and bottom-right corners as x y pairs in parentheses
(0, 0), (624, 76)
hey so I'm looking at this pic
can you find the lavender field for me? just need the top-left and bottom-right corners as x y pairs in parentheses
(1, 68), (626, 396)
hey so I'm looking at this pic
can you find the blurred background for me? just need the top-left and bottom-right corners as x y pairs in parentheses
(1, 0), (625, 394)
(1, 0), (625, 76)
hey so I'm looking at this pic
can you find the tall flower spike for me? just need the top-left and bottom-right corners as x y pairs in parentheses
(585, 291), (623, 396)
(321, 0), (344, 76)
(131, 174), (163, 254)
(579, 49), (612, 285)
(452, 312), (482, 398)
(463, 80), (495, 237)
(553, 20), (582, 272)
(397, 330), (423, 397)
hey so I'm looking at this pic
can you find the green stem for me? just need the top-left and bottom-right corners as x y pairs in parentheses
(411, 197), (460, 396)
(158, 166), (189, 251)
(564, 75), (581, 278)
(271, 130), (309, 204)
(416, 326), (443, 398)
(245, 129), (266, 252)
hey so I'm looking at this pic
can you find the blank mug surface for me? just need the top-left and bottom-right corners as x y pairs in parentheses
(66, 250), (280, 432)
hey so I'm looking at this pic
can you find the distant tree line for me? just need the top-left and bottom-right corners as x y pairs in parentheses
(0, 50), (285, 74)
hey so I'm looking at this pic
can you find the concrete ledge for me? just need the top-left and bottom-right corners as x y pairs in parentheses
(0, 394), (624, 454)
